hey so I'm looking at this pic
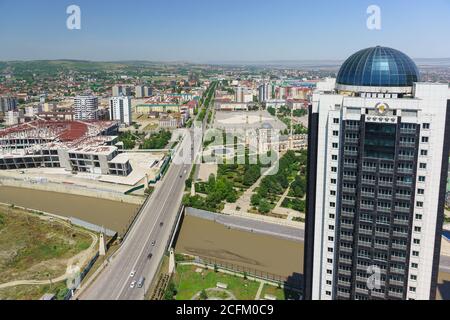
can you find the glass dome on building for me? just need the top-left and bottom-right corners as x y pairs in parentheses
(336, 46), (420, 93)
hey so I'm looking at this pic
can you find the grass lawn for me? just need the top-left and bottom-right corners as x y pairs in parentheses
(0, 281), (69, 300)
(0, 205), (92, 286)
(260, 284), (301, 300)
(173, 265), (260, 300)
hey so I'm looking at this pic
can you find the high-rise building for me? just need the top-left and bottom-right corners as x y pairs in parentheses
(112, 85), (131, 97)
(112, 85), (122, 97)
(304, 46), (450, 300)
(109, 96), (132, 125)
(74, 95), (98, 120)
(258, 82), (272, 102)
(0, 96), (18, 113)
(135, 85), (145, 98)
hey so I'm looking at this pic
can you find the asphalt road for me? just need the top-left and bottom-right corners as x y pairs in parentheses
(79, 128), (201, 300)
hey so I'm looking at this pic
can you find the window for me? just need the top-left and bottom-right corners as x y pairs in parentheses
(331, 179), (337, 184)
(328, 236), (334, 241)
(331, 167), (337, 172)
(412, 251), (419, 257)
(409, 287), (416, 292)
(420, 150), (428, 156)
(332, 143), (339, 149)
(419, 163), (427, 169)
(326, 280), (332, 285)
(414, 226), (422, 232)
(421, 137), (429, 143)
(330, 202), (336, 208)
(415, 214), (422, 220)
(413, 239), (420, 245)
(418, 176), (426, 182)
(416, 201), (423, 208)
(326, 291), (331, 296)
(330, 190), (336, 196)
(422, 123), (430, 129)
(332, 155), (338, 161)
(417, 188), (424, 195)
(329, 213), (335, 219)
(328, 248), (334, 253)
(327, 270), (333, 275)
(333, 130), (339, 136)
(333, 118), (340, 124)
(411, 263), (418, 268)
(410, 275), (417, 281)
(327, 259), (333, 263)
(329, 225), (335, 230)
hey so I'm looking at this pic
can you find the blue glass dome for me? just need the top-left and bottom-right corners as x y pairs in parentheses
(336, 46), (419, 88)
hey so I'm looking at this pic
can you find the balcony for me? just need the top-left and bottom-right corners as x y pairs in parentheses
(378, 180), (393, 187)
(343, 187), (356, 193)
(344, 150), (358, 157)
(340, 246), (353, 254)
(339, 269), (352, 276)
(379, 168), (394, 174)
(361, 192), (375, 198)
(394, 206), (411, 213)
(393, 219), (409, 226)
(360, 204), (374, 210)
(362, 166), (377, 172)
(377, 193), (392, 200)
(395, 194), (411, 200)
(343, 175), (357, 181)
(400, 128), (416, 135)
(388, 291), (404, 299)
(337, 291), (351, 299)
(346, 126), (360, 132)
(399, 142), (416, 148)
(393, 231), (408, 238)
(390, 267), (405, 275)
(396, 181), (412, 187)
(398, 155), (414, 161)
(344, 163), (358, 169)
(391, 255), (406, 263)
(345, 138), (360, 144)
(340, 235), (353, 242)
(361, 179), (376, 185)
(397, 168), (413, 174)
(342, 199), (356, 206)
(392, 243), (407, 250)
(389, 279), (405, 287)
(377, 206), (392, 213)
(371, 291), (386, 299)
(374, 243), (389, 250)
(359, 229), (373, 236)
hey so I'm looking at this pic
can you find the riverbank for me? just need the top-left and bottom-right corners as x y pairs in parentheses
(0, 186), (140, 235)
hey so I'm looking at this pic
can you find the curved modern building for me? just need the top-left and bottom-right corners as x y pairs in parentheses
(304, 47), (450, 300)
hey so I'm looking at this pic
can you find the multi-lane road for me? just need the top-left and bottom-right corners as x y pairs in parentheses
(79, 128), (201, 300)
(79, 83), (212, 300)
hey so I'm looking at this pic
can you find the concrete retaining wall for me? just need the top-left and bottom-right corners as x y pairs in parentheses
(0, 177), (143, 205)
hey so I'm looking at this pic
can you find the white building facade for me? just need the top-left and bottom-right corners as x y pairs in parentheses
(109, 96), (132, 125)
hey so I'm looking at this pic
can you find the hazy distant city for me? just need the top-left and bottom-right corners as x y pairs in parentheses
(0, 0), (450, 308)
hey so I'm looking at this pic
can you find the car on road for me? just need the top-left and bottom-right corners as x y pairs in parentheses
(130, 281), (137, 289)
(160, 222), (164, 227)
(151, 241), (156, 246)
(137, 277), (145, 288)
(147, 253), (153, 259)
(130, 270), (136, 278)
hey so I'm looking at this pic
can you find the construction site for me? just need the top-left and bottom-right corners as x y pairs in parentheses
(0, 119), (169, 199)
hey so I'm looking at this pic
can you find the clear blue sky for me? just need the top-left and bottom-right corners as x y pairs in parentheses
(0, 0), (449, 62)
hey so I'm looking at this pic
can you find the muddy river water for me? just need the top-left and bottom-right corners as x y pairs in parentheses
(0, 186), (140, 235)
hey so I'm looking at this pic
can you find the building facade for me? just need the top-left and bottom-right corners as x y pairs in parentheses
(304, 47), (450, 300)
(109, 96), (132, 125)
(74, 95), (98, 120)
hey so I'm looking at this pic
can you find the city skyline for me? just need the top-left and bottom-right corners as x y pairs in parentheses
(1, 0), (450, 62)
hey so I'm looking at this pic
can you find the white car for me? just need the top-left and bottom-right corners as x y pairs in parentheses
(130, 281), (137, 289)
(130, 270), (136, 278)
